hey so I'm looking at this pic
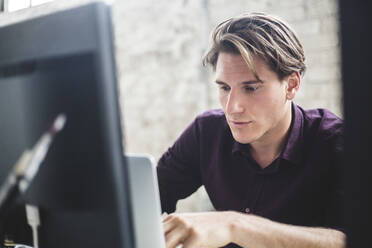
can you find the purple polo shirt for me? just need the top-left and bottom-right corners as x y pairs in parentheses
(157, 103), (344, 247)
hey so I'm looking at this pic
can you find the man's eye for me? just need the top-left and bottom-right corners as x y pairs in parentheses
(219, 86), (230, 91)
(244, 86), (258, 92)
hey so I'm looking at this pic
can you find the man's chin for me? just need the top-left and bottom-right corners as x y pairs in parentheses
(232, 133), (256, 144)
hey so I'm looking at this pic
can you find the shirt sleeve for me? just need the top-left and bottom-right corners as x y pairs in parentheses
(156, 117), (202, 213)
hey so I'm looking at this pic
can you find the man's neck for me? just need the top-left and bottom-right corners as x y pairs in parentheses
(249, 103), (292, 168)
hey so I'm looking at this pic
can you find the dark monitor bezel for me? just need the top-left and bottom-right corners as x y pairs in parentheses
(0, 2), (134, 247)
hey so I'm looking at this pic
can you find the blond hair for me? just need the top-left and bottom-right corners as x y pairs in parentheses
(203, 13), (306, 80)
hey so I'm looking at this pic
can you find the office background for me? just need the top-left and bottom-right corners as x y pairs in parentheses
(0, 0), (341, 212)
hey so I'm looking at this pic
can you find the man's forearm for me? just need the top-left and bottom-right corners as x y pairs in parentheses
(229, 212), (346, 248)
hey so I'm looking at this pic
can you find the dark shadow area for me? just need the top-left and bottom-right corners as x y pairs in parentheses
(340, 0), (372, 247)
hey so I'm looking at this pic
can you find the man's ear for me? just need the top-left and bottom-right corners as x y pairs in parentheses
(286, 72), (301, 100)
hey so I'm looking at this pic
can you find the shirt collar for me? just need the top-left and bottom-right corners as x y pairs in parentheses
(280, 103), (304, 165)
(231, 102), (304, 166)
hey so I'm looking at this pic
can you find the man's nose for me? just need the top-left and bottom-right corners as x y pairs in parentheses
(226, 90), (244, 115)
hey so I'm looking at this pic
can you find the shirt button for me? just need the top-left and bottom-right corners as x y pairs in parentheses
(244, 208), (251, 213)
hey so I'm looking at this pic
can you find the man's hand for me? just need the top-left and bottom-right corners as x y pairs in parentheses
(163, 211), (346, 248)
(162, 211), (236, 248)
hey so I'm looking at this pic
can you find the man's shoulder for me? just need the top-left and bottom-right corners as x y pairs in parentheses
(192, 109), (230, 137)
(298, 105), (343, 150)
(195, 109), (227, 125)
(301, 106), (343, 133)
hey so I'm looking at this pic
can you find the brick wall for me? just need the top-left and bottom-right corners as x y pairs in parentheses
(0, 0), (341, 212)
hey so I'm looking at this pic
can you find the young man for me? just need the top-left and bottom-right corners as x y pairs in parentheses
(157, 13), (345, 248)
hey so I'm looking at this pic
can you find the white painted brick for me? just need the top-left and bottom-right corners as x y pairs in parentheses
(292, 19), (321, 35)
(304, 0), (339, 18)
(306, 48), (341, 67)
(301, 32), (340, 51)
(305, 64), (341, 82)
(319, 14), (340, 33)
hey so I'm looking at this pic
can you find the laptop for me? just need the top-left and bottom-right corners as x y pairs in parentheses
(126, 154), (167, 248)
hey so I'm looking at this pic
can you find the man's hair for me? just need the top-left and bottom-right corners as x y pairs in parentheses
(203, 13), (306, 80)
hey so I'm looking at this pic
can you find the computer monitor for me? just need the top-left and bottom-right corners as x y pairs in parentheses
(0, 2), (135, 247)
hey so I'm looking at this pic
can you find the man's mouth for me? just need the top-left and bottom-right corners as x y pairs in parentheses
(229, 120), (252, 128)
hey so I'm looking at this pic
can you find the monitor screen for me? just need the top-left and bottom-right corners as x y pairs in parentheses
(0, 3), (134, 248)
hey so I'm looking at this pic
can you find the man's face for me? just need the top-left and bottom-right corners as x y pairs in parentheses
(215, 52), (292, 145)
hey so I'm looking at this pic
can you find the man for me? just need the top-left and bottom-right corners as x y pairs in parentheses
(157, 13), (345, 248)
